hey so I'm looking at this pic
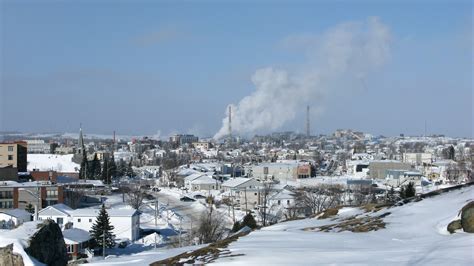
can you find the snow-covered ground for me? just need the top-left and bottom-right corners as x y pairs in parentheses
(0, 221), (46, 266)
(212, 186), (474, 265)
(27, 154), (79, 172)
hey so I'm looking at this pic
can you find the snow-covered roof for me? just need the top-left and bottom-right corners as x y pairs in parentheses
(0, 209), (32, 219)
(70, 208), (139, 218)
(63, 228), (92, 244)
(38, 203), (74, 217)
(222, 178), (261, 188)
(270, 189), (295, 201)
(191, 176), (218, 185)
(184, 173), (206, 182)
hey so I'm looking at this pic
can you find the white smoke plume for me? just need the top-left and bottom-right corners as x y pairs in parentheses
(214, 17), (391, 139)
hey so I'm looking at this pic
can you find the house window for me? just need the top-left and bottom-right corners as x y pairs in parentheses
(7, 155), (13, 160)
(277, 200), (281, 205)
(89, 219), (92, 222)
(287, 200), (290, 205)
(8, 146), (13, 152)
(77, 218), (81, 223)
(254, 193), (257, 196)
(57, 218), (63, 224)
(47, 190), (58, 198)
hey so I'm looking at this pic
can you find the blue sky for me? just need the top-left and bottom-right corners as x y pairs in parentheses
(1, 0), (472, 138)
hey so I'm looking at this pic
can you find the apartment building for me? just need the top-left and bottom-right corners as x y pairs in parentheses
(0, 141), (27, 172)
(0, 181), (64, 211)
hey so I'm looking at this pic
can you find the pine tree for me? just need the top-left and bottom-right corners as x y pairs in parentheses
(101, 158), (109, 184)
(91, 154), (102, 179)
(241, 213), (257, 229)
(405, 182), (416, 198)
(399, 186), (405, 199)
(90, 204), (116, 249)
(25, 203), (35, 214)
(109, 155), (117, 180)
(79, 149), (88, 179)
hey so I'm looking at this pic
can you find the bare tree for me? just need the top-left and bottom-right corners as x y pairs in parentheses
(298, 184), (343, 215)
(195, 210), (227, 244)
(64, 189), (85, 209)
(126, 184), (147, 210)
(258, 182), (275, 226)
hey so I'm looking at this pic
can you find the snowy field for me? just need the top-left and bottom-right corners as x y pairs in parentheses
(27, 154), (79, 172)
(212, 186), (474, 265)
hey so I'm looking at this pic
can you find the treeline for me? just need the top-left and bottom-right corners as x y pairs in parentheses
(79, 151), (134, 184)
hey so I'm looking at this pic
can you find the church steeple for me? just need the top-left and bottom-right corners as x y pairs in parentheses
(78, 124), (84, 149)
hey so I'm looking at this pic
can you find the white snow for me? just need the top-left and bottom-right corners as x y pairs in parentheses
(27, 154), (79, 173)
(0, 221), (45, 266)
(213, 186), (474, 265)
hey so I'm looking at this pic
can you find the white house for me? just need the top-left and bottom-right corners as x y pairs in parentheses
(37, 203), (73, 228)
(184, 173), (206, 190)
(38, 204), (140, 241)
(269, 189), (296, 208)
(222, 178), (262, 192)
(190, 176), (221, 192)
(0, 209), (32, 228)
(69, 208), (140, 241)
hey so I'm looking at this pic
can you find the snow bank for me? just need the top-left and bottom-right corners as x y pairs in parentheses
(213, 186), (474, 265)
(0, 221), (45, 266)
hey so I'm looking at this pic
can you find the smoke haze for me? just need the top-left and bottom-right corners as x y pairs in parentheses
(214, 17), (391, 139)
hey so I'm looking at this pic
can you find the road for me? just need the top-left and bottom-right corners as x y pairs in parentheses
(151, 190), (206, 230)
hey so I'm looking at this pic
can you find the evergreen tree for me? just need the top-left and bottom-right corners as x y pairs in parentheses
(91, 154), (102, 179)
(109, 155), (117, 179)
(90, 204), (116, 249)
(241, 213), (257, 229)
(101, 158), (110, 184)
(79, 149), (88, 179)
(25, 203), (35, 214)
(231, 221), (241, 232)
(399, 186), (405, 199)
(404, 182), (416, 198)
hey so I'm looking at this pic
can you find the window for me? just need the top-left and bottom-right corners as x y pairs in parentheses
(254, 193), (257, 196)
(89, 219), (92, 223)
(8, 146), (13, 152)
(7, 155), (13, 160)
(278, 200), (281, 205)
(77, 218), (81, 223)
(0, 191), (13, 199)
(287, 200), (290, 205)
(57, 218), (63, 224)
(47, 190), (58, 198)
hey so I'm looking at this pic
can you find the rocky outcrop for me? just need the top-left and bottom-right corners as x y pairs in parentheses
(0, 244), (24, 266)
(447, 219), (462, 234)
(461, 201), (474, 233)
(25, 220), (68, 266)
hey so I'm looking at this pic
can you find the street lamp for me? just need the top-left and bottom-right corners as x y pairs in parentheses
(19, 187), (41, 221)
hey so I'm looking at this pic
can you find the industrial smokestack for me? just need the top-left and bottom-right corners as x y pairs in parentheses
(306, 105), (310, 137)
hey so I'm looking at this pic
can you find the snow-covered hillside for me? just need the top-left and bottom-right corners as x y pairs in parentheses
(211, 186), (474, 265)
(27, 154), (79, 173)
